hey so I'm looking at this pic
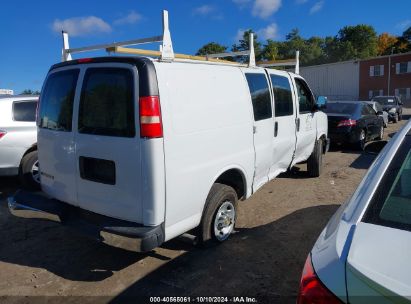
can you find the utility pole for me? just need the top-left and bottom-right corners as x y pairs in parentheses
(387, 47), (394, 95)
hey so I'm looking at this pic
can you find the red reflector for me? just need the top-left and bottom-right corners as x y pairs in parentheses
(0, 131), (6, 139)
(297, 255), (342, 304)
(139, 96), (163, 138)
(77, 58), (93, 63)
(337, 119), (357, 127)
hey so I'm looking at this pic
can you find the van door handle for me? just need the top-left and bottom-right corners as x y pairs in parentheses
(274, 122), (278, 137)
(296, 118), (300, 132)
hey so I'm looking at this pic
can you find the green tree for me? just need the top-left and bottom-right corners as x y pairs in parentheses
(20, 89), (40, 95)
(196, 42), (227, 56)
(261, 39), (279, 61)
(232, 29), (263, 62)
(336, 24), (378, 59)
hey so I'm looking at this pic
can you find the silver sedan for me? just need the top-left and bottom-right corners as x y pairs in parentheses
(298, 118), (411, 303)
(0, 95), (39, 189)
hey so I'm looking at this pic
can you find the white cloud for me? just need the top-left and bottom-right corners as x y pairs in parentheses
(52, 16), (112, 37)
(309, 1), (324, 14)
(114, 11), (142, 25)
(193, 5), (215, 15)
(252, 0), (282, 19)
(396, 19), (411, 30)
(257, 23), (279, 40)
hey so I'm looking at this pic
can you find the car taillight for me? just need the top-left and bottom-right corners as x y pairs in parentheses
(297, 254), (342, 304)
(337, 119), (357, 127)
(139, 96), (163, 138)
(0, 130), (6, 139)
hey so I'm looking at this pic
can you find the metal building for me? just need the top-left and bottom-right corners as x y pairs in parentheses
(298, 60), (360, 101)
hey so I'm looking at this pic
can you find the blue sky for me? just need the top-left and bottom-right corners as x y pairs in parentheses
(1, 0), (410, 93)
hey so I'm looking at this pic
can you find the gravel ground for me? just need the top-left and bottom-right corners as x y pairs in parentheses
(0, 110), (409, 303)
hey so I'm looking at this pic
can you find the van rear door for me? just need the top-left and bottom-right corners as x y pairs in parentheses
(243, 69), (274, 192)
(267, 71), (297, 178)
(74, 64), (144, 223)
(38, 68), (80, 205)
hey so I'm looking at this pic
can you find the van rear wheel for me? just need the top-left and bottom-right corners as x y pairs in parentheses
(19, 151), (41, 191)
(198, 183), (237, 246)
(307, 139), (323, 178)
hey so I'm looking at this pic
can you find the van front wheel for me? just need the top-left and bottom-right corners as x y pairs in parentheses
(198, 183), (238, 245)
(307, 139), (323, 178)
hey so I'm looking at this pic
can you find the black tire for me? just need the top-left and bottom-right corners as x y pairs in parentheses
(376, 125), (384, 140)
(19, 151), (41, 191)
(307, 139), (323, 178)
(356, 130), (366, 151)
(197, 183), (238, 246)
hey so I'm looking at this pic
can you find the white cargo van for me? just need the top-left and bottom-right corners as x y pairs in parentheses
(8, 11), (328, 251)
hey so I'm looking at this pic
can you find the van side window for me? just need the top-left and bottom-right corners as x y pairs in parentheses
(78, 68), (135, 138)
(39, 69), (79, 131)
(245, 73), (272, 121)
(295, 78), (314, 113)
(13, 101), (37, 122)
(270, 75), (293, 117)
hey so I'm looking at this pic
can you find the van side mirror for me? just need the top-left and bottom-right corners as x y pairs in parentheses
(316, 96), (327, 109)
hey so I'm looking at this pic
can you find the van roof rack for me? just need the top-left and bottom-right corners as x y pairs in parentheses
(61, 10), (257, 67)
(257, 51), (300, 74)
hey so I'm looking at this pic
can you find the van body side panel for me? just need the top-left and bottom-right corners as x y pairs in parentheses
(155, 62), (254, 240)
(141, 139), (166, 226)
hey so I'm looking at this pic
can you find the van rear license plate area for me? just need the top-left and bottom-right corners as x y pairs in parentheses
(79, 157), (116, 185)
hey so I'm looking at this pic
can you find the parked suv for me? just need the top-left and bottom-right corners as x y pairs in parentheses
(371, 95), (403, 123)
(0, 95), (39, 189)
(8, 55), (328, 252)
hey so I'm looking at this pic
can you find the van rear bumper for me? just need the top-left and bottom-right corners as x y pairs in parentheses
(8, 190), (164, 252)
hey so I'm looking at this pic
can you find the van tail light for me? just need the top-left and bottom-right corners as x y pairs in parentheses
(139, 96), (163, 138)
(297, 254), (342, 304)
(337, 119), (357, 127)
(0, 130), (6, 140)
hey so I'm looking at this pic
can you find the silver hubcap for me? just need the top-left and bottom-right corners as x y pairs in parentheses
(214, 201), (236, 241)
(360, 131), (365, 141)
(31, 161), (40, 184)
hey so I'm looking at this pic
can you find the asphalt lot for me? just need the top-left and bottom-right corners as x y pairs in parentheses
(0, 110), (410, 303)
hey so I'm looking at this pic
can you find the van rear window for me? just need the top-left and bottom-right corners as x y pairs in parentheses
(39, 69), (79, 131)
(78, 68), (135, 138)
(13, 100), (37, 122)
(245, 73), (272, 121)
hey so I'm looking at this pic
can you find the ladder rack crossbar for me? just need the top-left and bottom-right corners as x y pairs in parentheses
(206, 50), (250, 59)
(67, 36), (163, 54)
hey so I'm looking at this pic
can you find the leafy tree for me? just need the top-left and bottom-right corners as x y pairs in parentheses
(261, 39), (279, 61)
(196, 42), (227, 56)
(20, 89), (40, 95)
(377, 33), (398, 55)
(232, 29), (263, 62)
(395, 26), (411, 53)
(336, 25), (378, 59)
